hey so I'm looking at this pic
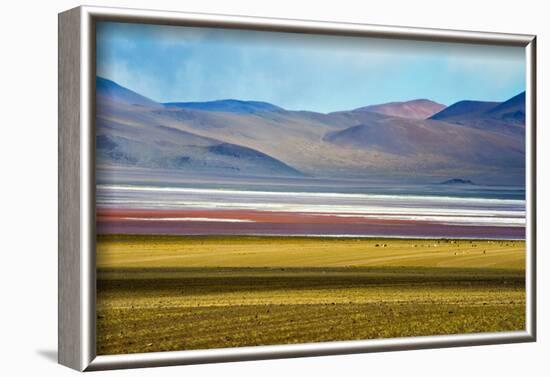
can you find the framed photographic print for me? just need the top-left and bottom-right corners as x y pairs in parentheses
(58, 6), (536, 371)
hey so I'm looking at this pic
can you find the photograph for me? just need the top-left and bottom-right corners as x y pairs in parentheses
(94, 20), (527, 356)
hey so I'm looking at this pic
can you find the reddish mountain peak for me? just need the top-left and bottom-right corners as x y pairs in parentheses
(354, 99), (446, 119)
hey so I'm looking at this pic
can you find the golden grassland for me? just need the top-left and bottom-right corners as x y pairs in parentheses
(96, 235), (525, 355)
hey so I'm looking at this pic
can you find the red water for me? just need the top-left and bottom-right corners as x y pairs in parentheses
(97, 208), (524, 239)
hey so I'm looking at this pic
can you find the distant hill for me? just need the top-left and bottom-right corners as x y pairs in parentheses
(429, 93), (525, 134)
(95, 117), (304, 178)
(164, 99), (284, 114)
(487, 92), (526, 122)
(323, 116), (523, 171)
(95, 77), (526, 185)
(96, 77), (159, 107)
(430, 100), (499, 121)
(95, 78), (303, 178)
(440, 178), (475, 185)
(353, 99), (445, 119)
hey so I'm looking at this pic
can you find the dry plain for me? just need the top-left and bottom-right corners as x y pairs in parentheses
(96, 235), (525, 355)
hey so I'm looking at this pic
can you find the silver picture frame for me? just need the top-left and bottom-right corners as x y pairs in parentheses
(58, 5), (537, 371)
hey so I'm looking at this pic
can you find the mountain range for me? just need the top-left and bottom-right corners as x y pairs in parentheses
(96, 77), (525, 185)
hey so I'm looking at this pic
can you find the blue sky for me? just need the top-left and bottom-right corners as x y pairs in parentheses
(97, 21), (525, 113)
